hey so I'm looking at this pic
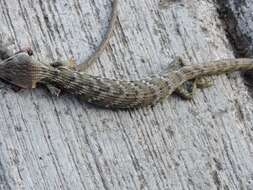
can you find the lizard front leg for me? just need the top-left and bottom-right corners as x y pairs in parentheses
(44, 58), (77, 96)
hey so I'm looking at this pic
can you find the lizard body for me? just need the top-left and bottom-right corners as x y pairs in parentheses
(1, 52), (253, 109)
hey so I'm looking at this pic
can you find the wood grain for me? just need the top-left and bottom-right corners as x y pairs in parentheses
(0, 0), (252, 189)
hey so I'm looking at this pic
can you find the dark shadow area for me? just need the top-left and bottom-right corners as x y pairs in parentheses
(216, 0), (253, 96)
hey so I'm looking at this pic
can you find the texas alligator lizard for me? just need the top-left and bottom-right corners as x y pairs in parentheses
(1, 53), (253, 109)
(0, 0), (253, 109)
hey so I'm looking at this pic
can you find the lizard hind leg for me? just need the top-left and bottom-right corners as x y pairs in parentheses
(175, 79), (197, 100)
(164, 57), (212, 100)
(163, 57), (197, 99)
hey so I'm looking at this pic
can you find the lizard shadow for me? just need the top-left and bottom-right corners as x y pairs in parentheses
(243, 71), (253, 98)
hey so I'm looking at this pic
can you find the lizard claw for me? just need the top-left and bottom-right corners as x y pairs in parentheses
(46, 84), (62, 96)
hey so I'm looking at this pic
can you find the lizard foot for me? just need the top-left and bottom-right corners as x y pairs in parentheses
(45, 84), (61, 96)
(165, 57), (212, 100)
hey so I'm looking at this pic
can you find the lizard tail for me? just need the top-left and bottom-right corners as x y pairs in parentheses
(178, 58), (253, 81)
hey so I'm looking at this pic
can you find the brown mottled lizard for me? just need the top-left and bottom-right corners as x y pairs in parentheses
(0, 0), (253, 109)
(0, 52), (253, 109)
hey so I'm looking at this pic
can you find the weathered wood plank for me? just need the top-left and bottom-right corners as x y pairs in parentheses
(0, 0), (252, 189)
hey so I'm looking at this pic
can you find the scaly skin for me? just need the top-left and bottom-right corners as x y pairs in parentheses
(0, 53), (253, 109)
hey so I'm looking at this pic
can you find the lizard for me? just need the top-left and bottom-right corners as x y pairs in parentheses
(0, 0), (207, 101)
(0, 52), (253, 109)
(0, 0), (253, 109)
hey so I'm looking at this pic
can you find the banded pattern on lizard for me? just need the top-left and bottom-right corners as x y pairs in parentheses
(0, 52), (253, 109)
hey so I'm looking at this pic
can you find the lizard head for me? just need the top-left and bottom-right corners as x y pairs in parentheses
(0, 53), (44, 89)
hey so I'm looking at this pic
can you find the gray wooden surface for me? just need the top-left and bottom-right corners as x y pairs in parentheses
(0, 0), (253, 189)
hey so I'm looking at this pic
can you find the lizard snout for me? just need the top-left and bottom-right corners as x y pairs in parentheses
(0, 53), (37, 88)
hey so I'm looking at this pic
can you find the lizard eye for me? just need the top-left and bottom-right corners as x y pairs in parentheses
(26, 48), (34, 56)
(16, 47), (34, 56)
